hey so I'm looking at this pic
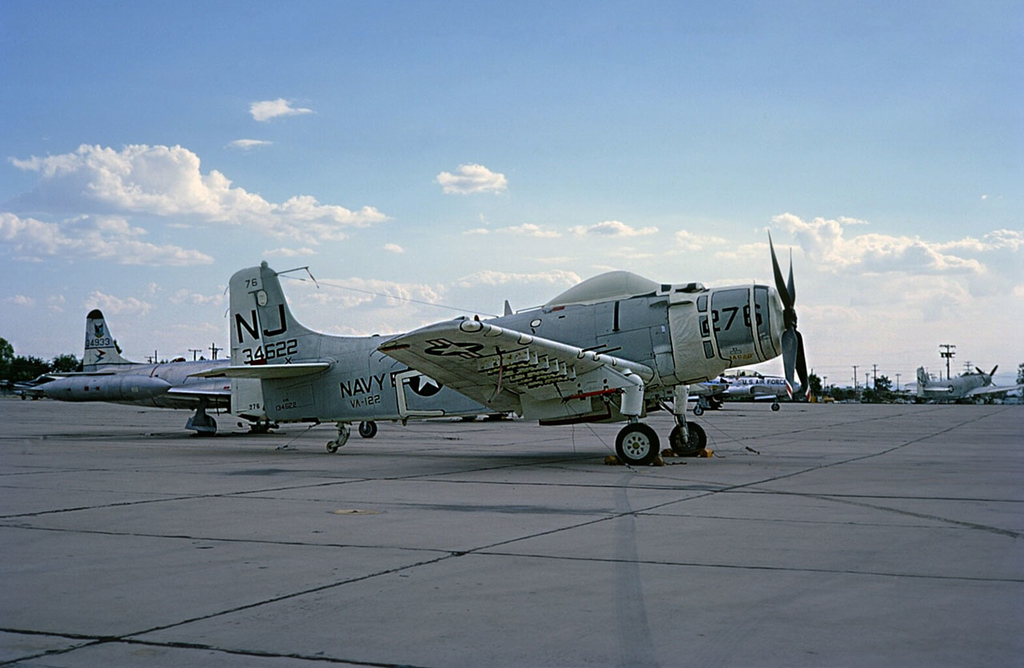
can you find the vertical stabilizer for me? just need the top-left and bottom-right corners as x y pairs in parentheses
(915, 367), (928, 398)
(228, 262), (322, 366)
(83, 310), (137, 371)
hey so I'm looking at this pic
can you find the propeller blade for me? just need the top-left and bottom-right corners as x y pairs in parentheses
(975, 367), (985, 376)
(781, 328), (798, 388)
(795, 329), (809, 395)
(787, 249), (796, 306)
(990, 365), (998, 377)
(768, 233), (792, 309)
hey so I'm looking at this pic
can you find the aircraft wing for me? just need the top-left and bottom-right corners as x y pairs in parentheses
(189, 362), (331, 380)
(378, 318), (655, 416)
(964, 384), (1024, 398)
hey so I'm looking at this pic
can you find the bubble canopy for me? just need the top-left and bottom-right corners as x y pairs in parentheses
(545, 271), (660, 308)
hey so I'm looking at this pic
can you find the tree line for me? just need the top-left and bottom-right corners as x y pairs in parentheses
(0, 337), (81, 383)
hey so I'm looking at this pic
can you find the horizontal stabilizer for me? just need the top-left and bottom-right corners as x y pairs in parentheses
(189, 362), (331, 380)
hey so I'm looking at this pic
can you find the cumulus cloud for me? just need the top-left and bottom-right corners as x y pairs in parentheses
(0, 212), (213, 265)
(169, 289), (225, 307)
(569, 220), (658, 237)
(501, 223), (560, 238)
(249, 98), (314, 122)
(463, 227), (490, 235)
(675, 229), (727, 250)
(228, 139), (272, 149)
(770, 213), (1003, 275)
(264, 247), (317, 258)
(84, 290), (152, 316)
(383, 243), (405, 254)
(435, 164), (508, 195)
(10, 144), (388, 244)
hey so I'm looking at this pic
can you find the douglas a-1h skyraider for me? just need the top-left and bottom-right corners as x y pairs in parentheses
(199, 237), (807, 465)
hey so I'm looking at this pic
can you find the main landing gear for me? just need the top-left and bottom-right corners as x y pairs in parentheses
(326, 421), (378, 452)
(613, 384), (707, 466)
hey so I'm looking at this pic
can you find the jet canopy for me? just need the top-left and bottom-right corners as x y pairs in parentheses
(545, 271), (660, 308)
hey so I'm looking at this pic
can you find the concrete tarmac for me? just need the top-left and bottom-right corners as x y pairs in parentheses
(1, 398), (1021, 667)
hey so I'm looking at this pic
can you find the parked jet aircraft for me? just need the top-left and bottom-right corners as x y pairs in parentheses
(34, 310), (267, 434)
(199, 235), (808, 464)
(915, 366), (1022, 402)
(691, 370), (799, 414)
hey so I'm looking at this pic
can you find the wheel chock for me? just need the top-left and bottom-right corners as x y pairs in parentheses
(698, 448), (713, 458)
(604, 455), (621, 466)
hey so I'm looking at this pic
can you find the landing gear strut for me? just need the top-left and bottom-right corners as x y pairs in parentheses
(326, 422), (351, 453)
(670, 384), (706, 456)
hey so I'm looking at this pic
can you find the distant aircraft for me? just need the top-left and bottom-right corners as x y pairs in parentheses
(199, 235), (808, 464)
(915, 366), (1022, 402)
(35, 310), (268, 434)
(691, 370), (800, 414)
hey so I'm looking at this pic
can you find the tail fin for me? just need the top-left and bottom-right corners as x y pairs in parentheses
(916, 367), (928, 397)
(83, 310), (137, 371)
(228, 262), (321, 366)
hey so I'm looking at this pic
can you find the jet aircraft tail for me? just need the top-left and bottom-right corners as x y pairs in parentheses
(83, 309), (137, 371)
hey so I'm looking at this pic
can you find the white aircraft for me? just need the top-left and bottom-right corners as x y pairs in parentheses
(197, 235), (809, 464)
(34, 310), (269, 433)
(915, 366), (1022, 402)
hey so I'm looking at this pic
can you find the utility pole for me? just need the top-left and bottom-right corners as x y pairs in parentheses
(939, 344), (956, 381)
(209, 343), (222, 360)
(853, 365), (859, 389)
(865, 372), (870, 389)
(188, 348), (202, 361)
(872, 364), (878, 387)
(896, 373), (901, 392)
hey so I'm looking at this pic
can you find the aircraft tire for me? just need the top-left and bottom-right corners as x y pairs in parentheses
(693, 405), (704, 416)
(326, 442), (339, 453)
(358, 421), (378, 439)
(615, 423), (659, 466)
(669, 423), (706, 457)
(771, 402), (780, 412)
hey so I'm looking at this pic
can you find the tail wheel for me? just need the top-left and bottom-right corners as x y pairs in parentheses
(358, 421), (378, 438)
(615, 423), (660, 466)
(771, 402), (781, 412)
(669, 422), (706, 457)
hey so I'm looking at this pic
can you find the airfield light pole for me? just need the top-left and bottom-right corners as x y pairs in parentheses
(853, 365), (859, 389)
(896, 373), (901, 392)
(872, 364), (878, 387)
(939, 343), (956, 381)
(188, 348), (202, 361)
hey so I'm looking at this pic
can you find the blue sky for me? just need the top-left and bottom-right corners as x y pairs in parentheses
(2, 1), (1021, 386)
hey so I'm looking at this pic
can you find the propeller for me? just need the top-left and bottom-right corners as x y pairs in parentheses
(769, 233), (809, 399)
(975, 365), (998, 383)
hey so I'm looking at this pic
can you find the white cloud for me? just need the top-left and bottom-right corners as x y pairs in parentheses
(463, 227), (490, 235)
(228, 139), (273, 149)
(383, 243), (405, 254)
(10, 144), (388, 244)
(169, 289), (225, 307)
(501, 223), (561, 238)
(452, 269), (581, 289)
(569, 220), (658, 237)
(249, 98), (314, 122)
(770, 213), (998, 275)
(6, 295), (35, 307)
(435, 164), (508, 195)
(84, 290), (152, 316)
(0, 212), (213, 265)
(264, 247), (317, 258)
(675, 229), (727, 250)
